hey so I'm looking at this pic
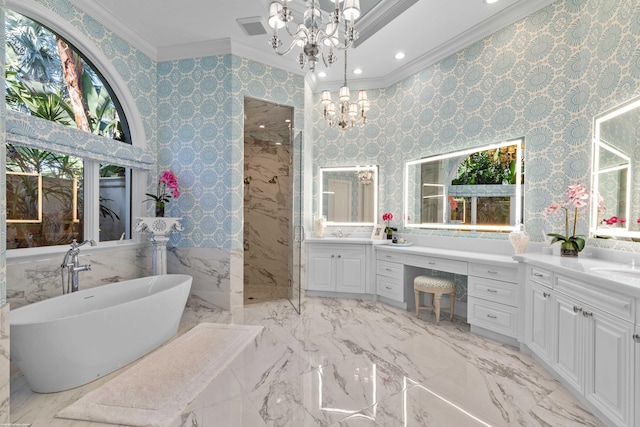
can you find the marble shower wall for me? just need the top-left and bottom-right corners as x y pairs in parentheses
(167, 247), (231, 311)
(243, 137), (291, 294)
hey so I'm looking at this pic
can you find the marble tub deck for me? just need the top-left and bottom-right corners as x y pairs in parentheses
(10, 295), (604, 427)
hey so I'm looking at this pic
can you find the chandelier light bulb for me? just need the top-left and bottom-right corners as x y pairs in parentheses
(321, 90), (332, 105)
(266, 0), (360, 72)
(268, 2), (285, 30)
(339, 85), (350, 102)
(349, 103), (358, 117)
(324, 22), (339, 47)
(343, 0), (361, 21)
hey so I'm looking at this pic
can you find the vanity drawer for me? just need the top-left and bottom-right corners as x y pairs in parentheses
(529, 266), (552, 288)
(376, 260), (404, 279)
(467, 296), (518, 338)
(555, 275), (635, 322)
(406, 254), (467, 275)
(469, 262), (517, 283)
(376, 275), (403, 302)
(468, 276), (518, 307)
(377, 250), (404, 263)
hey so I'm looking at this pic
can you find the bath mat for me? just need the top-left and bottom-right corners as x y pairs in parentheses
(56, 322), (263, 427)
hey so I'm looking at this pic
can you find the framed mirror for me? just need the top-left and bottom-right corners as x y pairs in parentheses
(404, 138), (524, 232)
(591, 96), (639, 239)
(320, 166), (378, 226)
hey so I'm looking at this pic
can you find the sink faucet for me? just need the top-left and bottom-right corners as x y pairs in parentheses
(330, 229), (351, 238)
(61, 239), (96, 293)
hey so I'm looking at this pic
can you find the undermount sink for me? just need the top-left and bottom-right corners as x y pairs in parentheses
(590, 266), (640, 276)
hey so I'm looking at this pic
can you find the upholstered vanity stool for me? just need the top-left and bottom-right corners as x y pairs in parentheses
(414, 275), (456, 325)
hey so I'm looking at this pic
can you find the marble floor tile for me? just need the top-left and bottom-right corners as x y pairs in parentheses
(10, 294), (604, 427)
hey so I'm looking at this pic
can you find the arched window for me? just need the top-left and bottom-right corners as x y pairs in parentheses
(5, 10), (137, 249)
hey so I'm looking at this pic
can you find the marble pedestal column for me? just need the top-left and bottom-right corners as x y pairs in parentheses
(135, 217), (182, 275)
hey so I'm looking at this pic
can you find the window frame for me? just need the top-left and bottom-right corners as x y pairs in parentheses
(5, 3), (150, 261)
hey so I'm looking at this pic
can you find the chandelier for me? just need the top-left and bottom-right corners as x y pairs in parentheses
(320, 46), (369, 129)
(356, 169), (374, 185)
(267, 0), (361, 72)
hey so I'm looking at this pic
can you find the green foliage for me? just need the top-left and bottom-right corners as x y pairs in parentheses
(452, 150), (516, 185)
(547, 233), (586, 252)
(5, 10), (122, 140)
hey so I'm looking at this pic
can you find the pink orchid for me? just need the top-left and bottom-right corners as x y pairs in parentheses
(145, 170), (180, 205)
(545, 184), (589, 253)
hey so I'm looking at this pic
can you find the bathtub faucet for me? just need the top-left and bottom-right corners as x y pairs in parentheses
(61, 239), (97, 294)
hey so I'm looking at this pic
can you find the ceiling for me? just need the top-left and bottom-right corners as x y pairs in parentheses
(65, 0), (558, 92)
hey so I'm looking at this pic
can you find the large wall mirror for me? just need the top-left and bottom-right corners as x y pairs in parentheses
(320, 166), (378, 226)
(591, 96), (639, 239)
(404, 138), (524, 232)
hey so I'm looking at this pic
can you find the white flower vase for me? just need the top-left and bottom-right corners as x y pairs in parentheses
(509, 229), (530, 254)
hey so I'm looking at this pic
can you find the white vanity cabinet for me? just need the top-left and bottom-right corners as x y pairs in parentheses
(636, 325), (640, 427)
(307, 242), (367, 294)
(467, 262), (519, 340)
(375, 250), (406, 307)
(551, 280), (634, 427)
(525, 267), (553, 363)
(524, 262), (637, 427)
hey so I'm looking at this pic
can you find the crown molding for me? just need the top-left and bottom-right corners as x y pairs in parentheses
(157, 38), (232, 62)
(375, 0), (560, 89)
(24, 0), (559, 93)
(65, 0), (158, 60)
(311, 0), (559, 93)
(353, 0), (419, 48)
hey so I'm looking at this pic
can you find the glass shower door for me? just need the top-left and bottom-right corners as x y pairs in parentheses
(289, 130), (303, 313)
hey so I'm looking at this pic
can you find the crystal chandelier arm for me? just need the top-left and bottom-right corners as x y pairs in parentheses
(271, 35), (304, 57)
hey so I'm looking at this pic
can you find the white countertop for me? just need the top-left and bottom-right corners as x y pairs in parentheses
(305, 237), (390, 245)
(375, 243), (518, 267)
(516, 252), (640, 297)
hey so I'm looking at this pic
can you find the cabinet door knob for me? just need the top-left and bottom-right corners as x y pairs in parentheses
(533, 272), (544, 277)
(573, 306), (582, 313)
(633, 334), (640, 343)
(337, 255), (341, 258)
(331, 255), (335, 258)
(487, 270), (498, 275)
(486, 288), (498, 293)
(543, 292), (550, 298)
(582, 310), (593, 317)
(486, 314), (498, 319)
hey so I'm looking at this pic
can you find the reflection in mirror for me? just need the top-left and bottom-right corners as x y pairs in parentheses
(591, 97), (639, 238)
(404, 138), (524, 232)
(320, 166), (378, 225)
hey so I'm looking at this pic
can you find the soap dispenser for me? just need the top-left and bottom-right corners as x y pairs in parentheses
(509, 222), (530, 254)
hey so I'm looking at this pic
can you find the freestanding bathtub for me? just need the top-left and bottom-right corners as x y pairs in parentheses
(10, 274), (192, 393)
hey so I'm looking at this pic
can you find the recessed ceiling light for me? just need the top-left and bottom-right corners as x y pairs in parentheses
(285, 119), (291, 123)
(395, 52), (406, 60)
(259, 125), (265, 128)
(317, 71), (327, 78)
(485, 0), (498, 3)
(353, 68), (363, 75)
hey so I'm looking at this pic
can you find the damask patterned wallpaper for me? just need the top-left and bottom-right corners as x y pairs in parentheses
(8, 0), (640, 265)
(156, 56), (305, 249)
(314, 0), (640, 251)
